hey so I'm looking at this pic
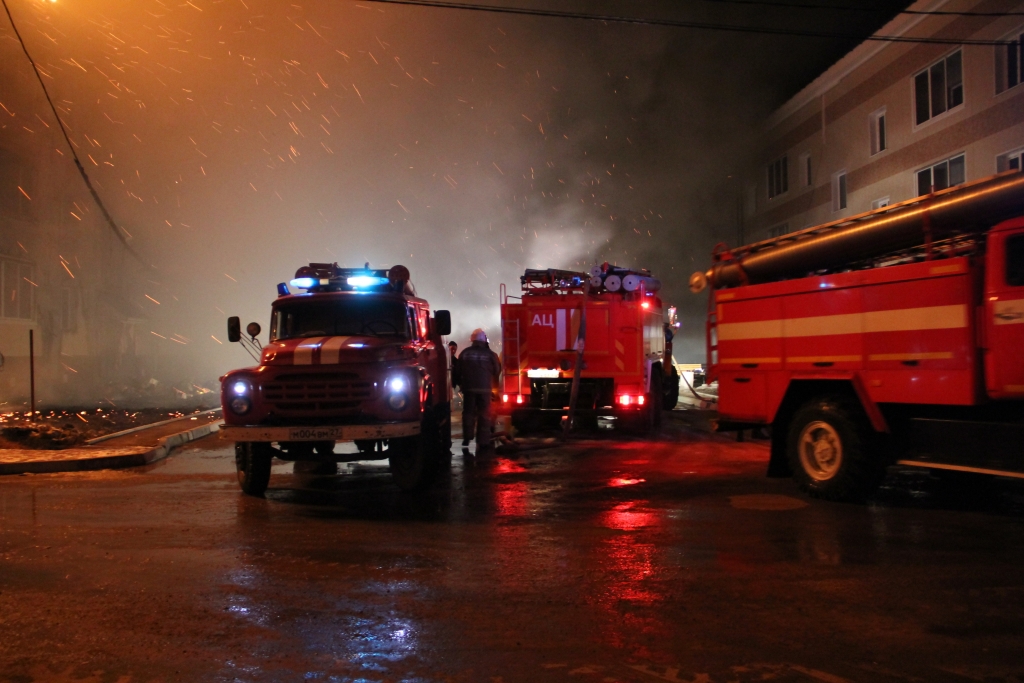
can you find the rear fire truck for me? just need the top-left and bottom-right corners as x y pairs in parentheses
(220, 263), (452, 496)
(498, 266), (679, 433)
(690, 171), (1024, 500)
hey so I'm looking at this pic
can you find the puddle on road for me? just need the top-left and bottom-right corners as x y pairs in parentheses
(729, 494), (808, 511)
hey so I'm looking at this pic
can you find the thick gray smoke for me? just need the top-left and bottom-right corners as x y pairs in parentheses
(0, 0), (902, 403)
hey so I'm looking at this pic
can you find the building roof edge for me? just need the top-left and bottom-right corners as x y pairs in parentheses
(766, 0), (954, 131)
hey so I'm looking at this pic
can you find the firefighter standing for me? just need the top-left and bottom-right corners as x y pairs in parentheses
(458, 328), (501, 452)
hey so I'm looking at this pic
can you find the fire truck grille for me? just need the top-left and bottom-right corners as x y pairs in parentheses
(264, 376), (374, 413)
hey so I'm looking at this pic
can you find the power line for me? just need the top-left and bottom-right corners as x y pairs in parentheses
(695, 0), (1024, 17)
(0, 0), (151, 268)
(360, 0), (1021, 45)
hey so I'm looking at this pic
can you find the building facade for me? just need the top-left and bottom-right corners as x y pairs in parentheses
(744, 0), (1024, 241)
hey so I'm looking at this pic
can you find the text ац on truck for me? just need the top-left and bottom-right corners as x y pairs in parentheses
(690, 170), (1024, 501)
(497, 265), (680, 435)
(218, 263), (452, 496)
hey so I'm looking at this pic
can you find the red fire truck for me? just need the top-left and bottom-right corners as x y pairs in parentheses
(219, 263), (452, 496)
(498, 266), (679, 433)
(691, 171), (1024, 500)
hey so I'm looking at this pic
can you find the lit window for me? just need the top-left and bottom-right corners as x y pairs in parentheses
(914, 50), (963, 125)
(767, 155), (788, 199)
(917, 154), (965, 196)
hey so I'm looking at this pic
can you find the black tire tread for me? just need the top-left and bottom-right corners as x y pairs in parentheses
(787, 395), (885, 502)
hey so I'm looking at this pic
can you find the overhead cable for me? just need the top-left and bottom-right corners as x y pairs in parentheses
(695, 0), (1024, 17)
(361, 0), (1021, 45)
(0, 0), (151, 268)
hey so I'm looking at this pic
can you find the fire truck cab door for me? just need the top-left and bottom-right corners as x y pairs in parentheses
(985, 228), (1024, 399)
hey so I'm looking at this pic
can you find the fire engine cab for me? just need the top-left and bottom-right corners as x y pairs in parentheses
(219, 263), (452, 496)
(498, 266), (679, 433)
(692, 171), (1024, 500)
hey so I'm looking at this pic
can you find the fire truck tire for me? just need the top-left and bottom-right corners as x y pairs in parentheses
(235, 442), (272, 497)
(388, 434), (437, 492)
(787, 397), (883, 501)
(663, 365), (680, 410)
(650, 367), (664, 428)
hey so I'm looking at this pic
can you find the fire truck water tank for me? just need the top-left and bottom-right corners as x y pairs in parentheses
(622, 274), (662, 292)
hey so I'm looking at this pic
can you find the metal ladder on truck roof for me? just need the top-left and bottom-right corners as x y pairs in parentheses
(502, 318), (522, 394)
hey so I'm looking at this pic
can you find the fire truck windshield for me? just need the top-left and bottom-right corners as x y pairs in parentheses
(270, 298), (411, 340)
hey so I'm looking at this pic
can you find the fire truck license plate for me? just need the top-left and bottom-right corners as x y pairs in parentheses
(287, 427), (348, 440)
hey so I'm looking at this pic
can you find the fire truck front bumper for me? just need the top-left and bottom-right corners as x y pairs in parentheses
(219, 421), (421, 443)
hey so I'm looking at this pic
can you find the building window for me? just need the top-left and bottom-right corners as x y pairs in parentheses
(832, 171), (848, 212)
(997, 148), (1023, 173)
(871, 197), (890, 210)
(917, 154), (965, 195)
(0, 258), (35, 320)
(914, 50), (963, 125)
(799, 152), (812, 187)
(767, 155), (788, 199)
(768, 223), (791, 239)
(996, 30), (1024, 93)
(870, 108), (887, 155)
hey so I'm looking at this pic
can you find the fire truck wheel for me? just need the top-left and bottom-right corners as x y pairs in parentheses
(663, 365), (680, 410)
(650, 367), (664, 428)
(235, 442), (272, 497)
(388, 435), (436, 492)
(787, 397), (882, 501)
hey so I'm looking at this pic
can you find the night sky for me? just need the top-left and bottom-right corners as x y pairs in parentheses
(0, 0), (910, 384)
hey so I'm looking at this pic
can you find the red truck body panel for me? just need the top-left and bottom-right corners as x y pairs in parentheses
(712, 256), (980, 423)
(500, 293), (664, 398)
(710, 215), (1024, 428)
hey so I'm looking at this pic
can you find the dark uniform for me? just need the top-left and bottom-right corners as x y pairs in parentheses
(458, 339), (501, 449)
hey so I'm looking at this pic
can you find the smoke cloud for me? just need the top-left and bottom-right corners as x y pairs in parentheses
(0, 0), (902, 403)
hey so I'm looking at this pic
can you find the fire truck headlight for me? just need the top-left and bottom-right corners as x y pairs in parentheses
(232, 381), (248, 396)
(229, 396), (252, 415)
(385, 375), (410, 411)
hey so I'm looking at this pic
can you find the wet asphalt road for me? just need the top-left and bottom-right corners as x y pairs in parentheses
(2, 416), (1024, 683)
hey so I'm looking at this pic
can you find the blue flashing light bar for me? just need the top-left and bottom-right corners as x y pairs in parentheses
(290, 277), (319, 289)
(347, 275), (389, 288)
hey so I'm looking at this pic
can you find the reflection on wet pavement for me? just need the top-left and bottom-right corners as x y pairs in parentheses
(3, 420), (1024, 682)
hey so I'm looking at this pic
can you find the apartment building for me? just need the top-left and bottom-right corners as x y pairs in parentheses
(745, 0), (1024, 241)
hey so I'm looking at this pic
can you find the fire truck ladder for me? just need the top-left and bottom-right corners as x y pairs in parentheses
(503, 318), (522, 395)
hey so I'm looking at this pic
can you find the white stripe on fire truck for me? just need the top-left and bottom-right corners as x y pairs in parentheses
(556, 309), (567, 351)
(319, 336), (351, 364)
(293, 337), (325, 365)
(717, 304), (967, 341)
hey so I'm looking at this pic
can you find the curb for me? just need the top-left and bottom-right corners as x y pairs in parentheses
(0, 421), (220, 476)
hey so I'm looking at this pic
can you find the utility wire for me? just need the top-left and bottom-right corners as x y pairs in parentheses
(362, 0), (1021, 45)
(695, 0), (1024, 17)
(1, 0), (151, 268)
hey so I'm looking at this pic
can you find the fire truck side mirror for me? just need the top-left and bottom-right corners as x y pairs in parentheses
(434, 310), (452, 336)
(246, 322), (262, 339)
(227, 316), (241, 343)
